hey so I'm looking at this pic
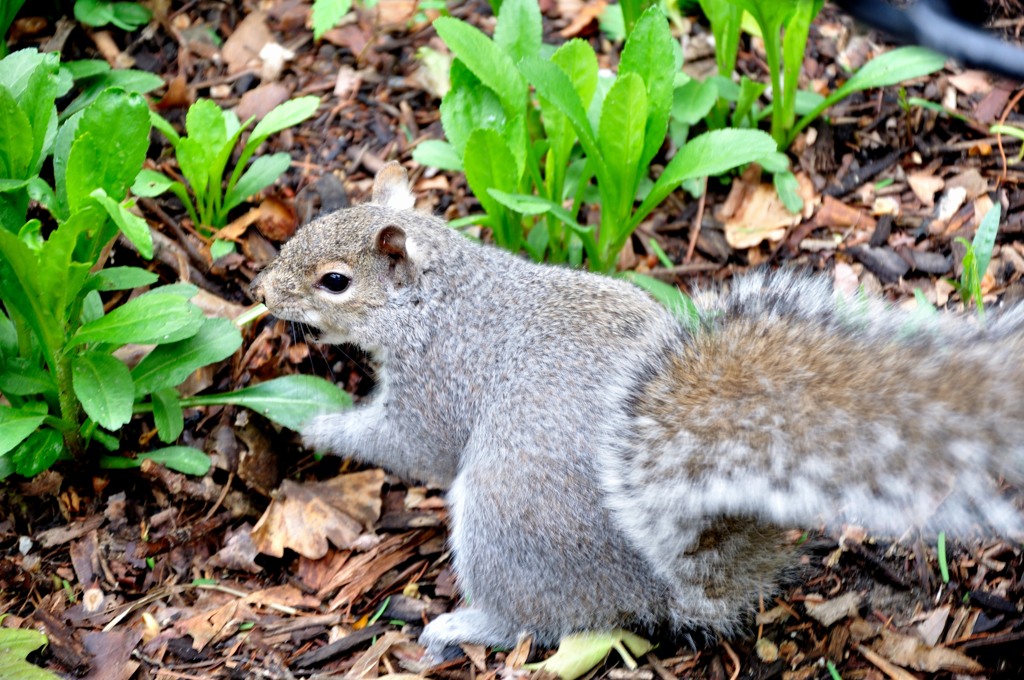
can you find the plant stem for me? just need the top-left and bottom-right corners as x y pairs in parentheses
(54, 349), (85, 459)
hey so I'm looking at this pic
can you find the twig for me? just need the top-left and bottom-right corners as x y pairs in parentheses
(721, 640), (741, 680)
(995, 87), (1024, 183)
(685, 177), (708, 263)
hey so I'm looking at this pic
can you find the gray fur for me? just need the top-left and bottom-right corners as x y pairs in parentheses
(250, 163), (1024, 659)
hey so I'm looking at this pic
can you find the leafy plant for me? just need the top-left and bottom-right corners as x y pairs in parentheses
(414, 0), (776, 273)
(136, 96), (320, 254)
(74, 0), (152, 31)
(0, 50), (348, 480)
(0, 0), (27, 58)
(695, 0), (946, 148)
(683, 0), (945, 213)
(952, 200), (1000, 316)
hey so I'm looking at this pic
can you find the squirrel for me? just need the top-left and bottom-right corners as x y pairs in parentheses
(249, 162), (1024, 661)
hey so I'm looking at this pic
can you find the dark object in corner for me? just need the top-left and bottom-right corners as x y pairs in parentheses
(833, 0), (1024, 80)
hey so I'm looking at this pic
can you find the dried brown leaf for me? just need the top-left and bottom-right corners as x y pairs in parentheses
(251, 470), (385, 559)
(872, 628), (983, 674)
(804, 591), (863, 627)
(222, 11), (273, 74)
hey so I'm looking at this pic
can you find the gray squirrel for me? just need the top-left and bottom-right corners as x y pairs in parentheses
(249, 162), (1024, 661)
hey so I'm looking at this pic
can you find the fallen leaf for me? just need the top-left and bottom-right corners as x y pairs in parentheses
(722, 180), (803, 249)
(178, 600), (243, 651)
(81, 629), (142, 680)
(251, 470), (385, 559)
(222, 11), (273, 74)
(334, 65), (362, 100)
(804, 591), (863, 627)
(945, 168), (989, 202)
(872, 628), (983, 674)
(559, 0), (606, 38)
(235, 82), (292, 124)
(948, 70), (992, 95)
(907, 172), (944, 207)
(526, 630), (653, 680)
(209, 523), (262, 573)
(410, 46), (451, 100)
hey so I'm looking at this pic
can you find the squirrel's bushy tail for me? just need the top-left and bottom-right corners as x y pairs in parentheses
(600, 271), (1024, 608)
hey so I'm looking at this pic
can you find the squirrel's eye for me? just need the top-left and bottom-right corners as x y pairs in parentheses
(318, 272), (350, 293)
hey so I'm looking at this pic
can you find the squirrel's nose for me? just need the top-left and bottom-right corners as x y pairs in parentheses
(249, 272), (266, 304)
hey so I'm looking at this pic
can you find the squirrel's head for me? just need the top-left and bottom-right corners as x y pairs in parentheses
(250, 162), (448, 346)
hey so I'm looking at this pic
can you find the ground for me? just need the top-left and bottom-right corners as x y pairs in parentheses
(2, 1), (1024, 678)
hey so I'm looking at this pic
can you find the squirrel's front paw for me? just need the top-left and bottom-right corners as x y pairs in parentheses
(419, 609), (515, 665)
(301, 413), (345, 453)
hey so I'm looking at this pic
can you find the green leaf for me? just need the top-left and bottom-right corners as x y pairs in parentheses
(210, 238), (236, 260)
(519, 56), (609, 187)
(773, 169), (803, 214)
(790, 46), (944, 143)
(152, 387), (184, 443)
(90, 189), (154, 258)
(175, 137), (212, 210)
(972, 201), (1001, 285)
(0, 403), (48, 456)
(0, 85), (33, 181)
(11, 427), (64, 477)
(598, 72), (647, 225)
(184, 98), (229, 156)
(0, 310), (16, 358)
(223, 152), (291, 213)
(542, 39), (599, 181)
(0, 228), (60, 361)
(0, 358), (56, 396)
(100, 446), (211, 476)
(35, 207), (95, 327)
(697, 0), (743, 75)
(86, 266), (159, 292)
(71, 351), (135, 430)
(440, 61), (508, 157)
(0, 627), (62, 680)
(494, 0), (542, 64)
(248, 96), (321, 151)
(411, 139), (464, 172)
(0, 50), (59, 179)
(840, 46), (945, 96)
(619, 6), (676, 168)
(149, 110), (180, 146)
(311, 0), (354, 40)
(64, 89), (151, 212)
(71, 293), (204, 347)
(672, 78), (718, 126)
(61, 67), (164, 121)
(633, 128), (776, 227)
(463, 128), (519, 250)
(131, 316), (242, 397)
(131, 168), (173, 197)
(109, 1), (152, 30)
(780, 0), (823, 133)
(433, 17), (527, 115)
(182, 374), (352, 431)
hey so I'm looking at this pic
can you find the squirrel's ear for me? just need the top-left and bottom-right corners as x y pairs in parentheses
(375, 225), (407, 260)
(371, 161), (415, 211)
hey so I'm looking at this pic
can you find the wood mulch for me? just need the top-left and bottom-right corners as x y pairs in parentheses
(1, 0), (1023, 678)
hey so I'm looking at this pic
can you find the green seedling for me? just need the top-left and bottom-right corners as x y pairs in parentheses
(137, 96), (320, 248)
